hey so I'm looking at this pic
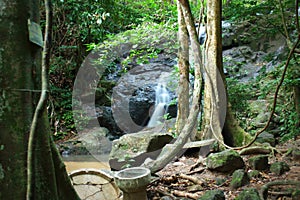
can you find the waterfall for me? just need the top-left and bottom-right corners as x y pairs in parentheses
(147, 83), (171, 127)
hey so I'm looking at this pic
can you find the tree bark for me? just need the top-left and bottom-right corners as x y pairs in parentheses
(201, 0), (226, 142)
(0, 1), (79, 199)
(176, 0), (190, 134)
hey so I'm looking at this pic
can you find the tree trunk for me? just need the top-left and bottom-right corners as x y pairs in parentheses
(146, 0), (203, 173)
(200, 0), (249, 146)
(176, 0), (190, 134)
(201, 0), (226, 142)
(0, 1), (79, 199)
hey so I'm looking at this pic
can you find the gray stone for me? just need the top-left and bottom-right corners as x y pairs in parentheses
(198, 189), (225, 200)
(235, 188), (260, 200)
(58, 127), (111, 156)
(256, 131), (276, 147)
(270, 161), (290, 175)
(206, 149), (245, 173)
(109, 130), (174, 170)
(230, 169), (250, 189)
(248, 155), (269, 170)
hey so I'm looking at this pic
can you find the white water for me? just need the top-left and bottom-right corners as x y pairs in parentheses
(147, 83), (171, 127)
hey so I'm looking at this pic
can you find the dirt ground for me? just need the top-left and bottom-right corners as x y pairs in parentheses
(147, 137), (300, 200)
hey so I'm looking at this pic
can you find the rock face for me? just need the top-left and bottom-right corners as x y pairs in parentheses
(206, 149), (245, 173)
(109, 130), (174, 170)
(111, 60), (177, 134)
(129, 84), (156, 126)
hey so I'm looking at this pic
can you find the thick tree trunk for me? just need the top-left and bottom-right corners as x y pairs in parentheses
(200, 0), (249, 147)
(176, 0), (190, 134)
(0, 1), (79, 199)
(201, 0), (226, 142)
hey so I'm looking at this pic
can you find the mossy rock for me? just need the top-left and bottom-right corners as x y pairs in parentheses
(235, 188), (260, 200)
(270, 161), (290, 175)
(248, 155), (269, 170)
(248, 170), (261, 179)
(206, 149), (245, 173)
(230, 169), (250, 189)
(198, 189), (225, 200)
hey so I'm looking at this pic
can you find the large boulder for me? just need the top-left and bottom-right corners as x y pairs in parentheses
(58, 127), (112, 156)
(109, 130), (174, 170)
(96, 106), (123, 139)
(206, 149), (245, 173)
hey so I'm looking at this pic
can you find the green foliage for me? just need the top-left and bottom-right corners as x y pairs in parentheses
(227, 78), (252, 113)
(92, 22), (177, 75)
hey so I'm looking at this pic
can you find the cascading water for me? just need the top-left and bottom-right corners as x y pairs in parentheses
(147, 83), (171, 127)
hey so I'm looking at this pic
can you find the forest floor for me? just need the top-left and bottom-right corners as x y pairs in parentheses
(146, 136), (300, 200)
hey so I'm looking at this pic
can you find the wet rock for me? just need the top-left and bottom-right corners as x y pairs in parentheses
(206, 149), (245, 173)
(129, 84), (177, 127)
(109, 130), (174, 170)
(235, 188), (260, 200)
(248, 155), (269, 170)
(230, 169), (250, 189)
(270, 161), (290, 175)
(129, 84), (156, 126)
(198, 189), (225, 200)
(96, 106), (123, 138)
(112, 63), (176, 133)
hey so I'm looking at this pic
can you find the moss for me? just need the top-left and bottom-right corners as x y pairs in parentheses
(230, 169), (249, 189)
(235, 188), (260, 200)
(0, 164), (4, 180)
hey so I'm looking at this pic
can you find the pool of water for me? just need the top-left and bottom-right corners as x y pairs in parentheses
(62, 154), (110, 172)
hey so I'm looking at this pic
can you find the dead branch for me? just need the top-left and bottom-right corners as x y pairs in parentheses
(172, 190), (200, 199)
(178, 173), (204, 185)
